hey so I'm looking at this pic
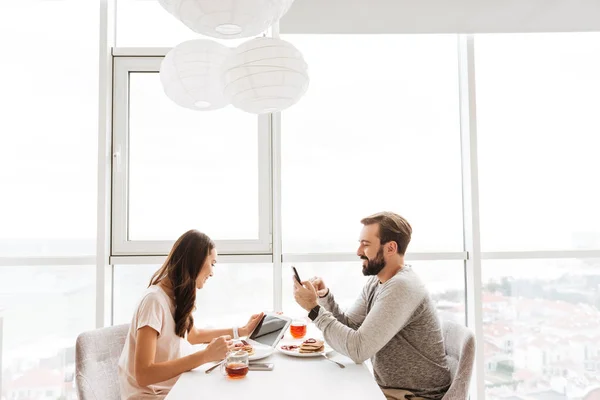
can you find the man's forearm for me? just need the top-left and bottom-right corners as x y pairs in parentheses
(318, 291), (362, 330)
(315, 280), (425, 364)
(313, 309), (375, 364)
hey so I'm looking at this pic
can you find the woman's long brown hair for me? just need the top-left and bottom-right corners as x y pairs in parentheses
(149, 229), (215, 338)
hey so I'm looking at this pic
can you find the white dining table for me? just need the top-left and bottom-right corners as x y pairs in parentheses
(166, 333), (386, 400)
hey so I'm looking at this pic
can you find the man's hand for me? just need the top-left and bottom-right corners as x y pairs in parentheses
(293, 278), (319, 312)
(309, 276), (329, 298)
(240, 312), (264, 337)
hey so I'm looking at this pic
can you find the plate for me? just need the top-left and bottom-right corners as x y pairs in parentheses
(276, 344), (333, 358)
(248, 345), (274, 361)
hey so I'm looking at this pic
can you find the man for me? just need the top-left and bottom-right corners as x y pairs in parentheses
(293, 212), (451, 400)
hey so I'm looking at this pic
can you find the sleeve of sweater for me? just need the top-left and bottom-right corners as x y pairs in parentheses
(317, 283), (369, 330)
(313, 273), (426, 364)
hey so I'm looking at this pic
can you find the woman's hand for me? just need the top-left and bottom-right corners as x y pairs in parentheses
(240, 312), (264, 337)
(204, 335), (232, 363)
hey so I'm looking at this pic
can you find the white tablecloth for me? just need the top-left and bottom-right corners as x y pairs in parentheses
(166, 343), (385, 400)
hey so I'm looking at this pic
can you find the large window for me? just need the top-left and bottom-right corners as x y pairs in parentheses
(112, 57), (271, 255)
(0, 1), (98, 257)
(476, 33), (600, 400)
(282, 261), (466, 323)
(281, 34), (463, 254)
(0, 266), (95, 400)
(476, 33), (600, 251)
(482, 259), (600, 399)
(113, 263), (274, 327)
(0, 1), (99, 396)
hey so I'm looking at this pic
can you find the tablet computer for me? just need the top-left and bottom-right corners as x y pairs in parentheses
(247, 313), (292, 349)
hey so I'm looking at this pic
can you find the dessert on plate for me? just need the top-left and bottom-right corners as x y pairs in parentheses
(280, 338), (325, 354)
(233, 339), (255, 356)
(299, 338), (325, 354)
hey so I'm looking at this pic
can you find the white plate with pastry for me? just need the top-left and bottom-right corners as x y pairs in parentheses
(233, 313), (292, 361)
(232, 340), (274, 361)
(277, 338), (332, 357)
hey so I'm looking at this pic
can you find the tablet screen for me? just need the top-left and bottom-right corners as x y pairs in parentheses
(249, 314), (289, 347)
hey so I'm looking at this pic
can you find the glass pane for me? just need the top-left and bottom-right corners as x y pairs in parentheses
(116, 0), (248, 47)
(113, 263), (273, 327)
(281, 34), (463, 253)
(0, 266), (95, 399)
(282, 261), (465, 324)
(0, 2), (98, 256)
(482, 259), (600, 400)
(128, 73), (259, 241)
(476, 33), (600, 251)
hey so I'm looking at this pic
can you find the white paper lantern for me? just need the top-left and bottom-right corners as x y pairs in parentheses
(223, 37), (309, 114)
(160, 39), (231, 111)
(157, 0), (295, 39)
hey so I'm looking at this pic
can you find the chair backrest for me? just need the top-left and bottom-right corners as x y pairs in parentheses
(75, 324), (129, 400)
(442, 320), (476, 400)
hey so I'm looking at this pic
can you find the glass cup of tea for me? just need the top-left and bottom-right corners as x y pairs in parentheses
(221, 350), (249, 379)
(290, 320), (307, 339)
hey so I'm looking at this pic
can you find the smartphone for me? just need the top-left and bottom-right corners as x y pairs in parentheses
(248, 363), (274, 371)
(291, 265), (302, 284)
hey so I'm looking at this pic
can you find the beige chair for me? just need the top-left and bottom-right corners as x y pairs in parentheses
(75, 324), (129, 400)
(442, 320), (476, 400)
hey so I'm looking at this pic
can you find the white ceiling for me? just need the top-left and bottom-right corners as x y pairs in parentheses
(280, 0), (600, 33)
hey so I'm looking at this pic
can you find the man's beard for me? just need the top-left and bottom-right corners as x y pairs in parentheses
(361, 248), (386, 276)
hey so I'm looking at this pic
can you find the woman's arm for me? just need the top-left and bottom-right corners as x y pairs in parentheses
(187, 327), (234, 344)
(187, 313), (264, 344)
(134, 326), (230, 387)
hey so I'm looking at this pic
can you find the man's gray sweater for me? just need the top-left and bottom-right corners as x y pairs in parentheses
(314, 266), (451, 400)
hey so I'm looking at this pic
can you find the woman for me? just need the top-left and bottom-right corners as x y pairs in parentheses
(118, 229), (263, 399)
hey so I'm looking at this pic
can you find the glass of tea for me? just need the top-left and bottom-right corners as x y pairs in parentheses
(290, 320), (307, 339)
(221, 350), (249, 379)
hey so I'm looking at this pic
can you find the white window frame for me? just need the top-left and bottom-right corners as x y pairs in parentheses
(111, 56), (272, 256)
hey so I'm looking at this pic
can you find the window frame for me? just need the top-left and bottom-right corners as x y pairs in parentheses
(111, 56), (273, 256)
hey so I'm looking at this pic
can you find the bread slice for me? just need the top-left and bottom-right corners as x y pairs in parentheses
(233, 340), (255, 355)
(299, 345), (325, 353)
(299, 338), (325, 353)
